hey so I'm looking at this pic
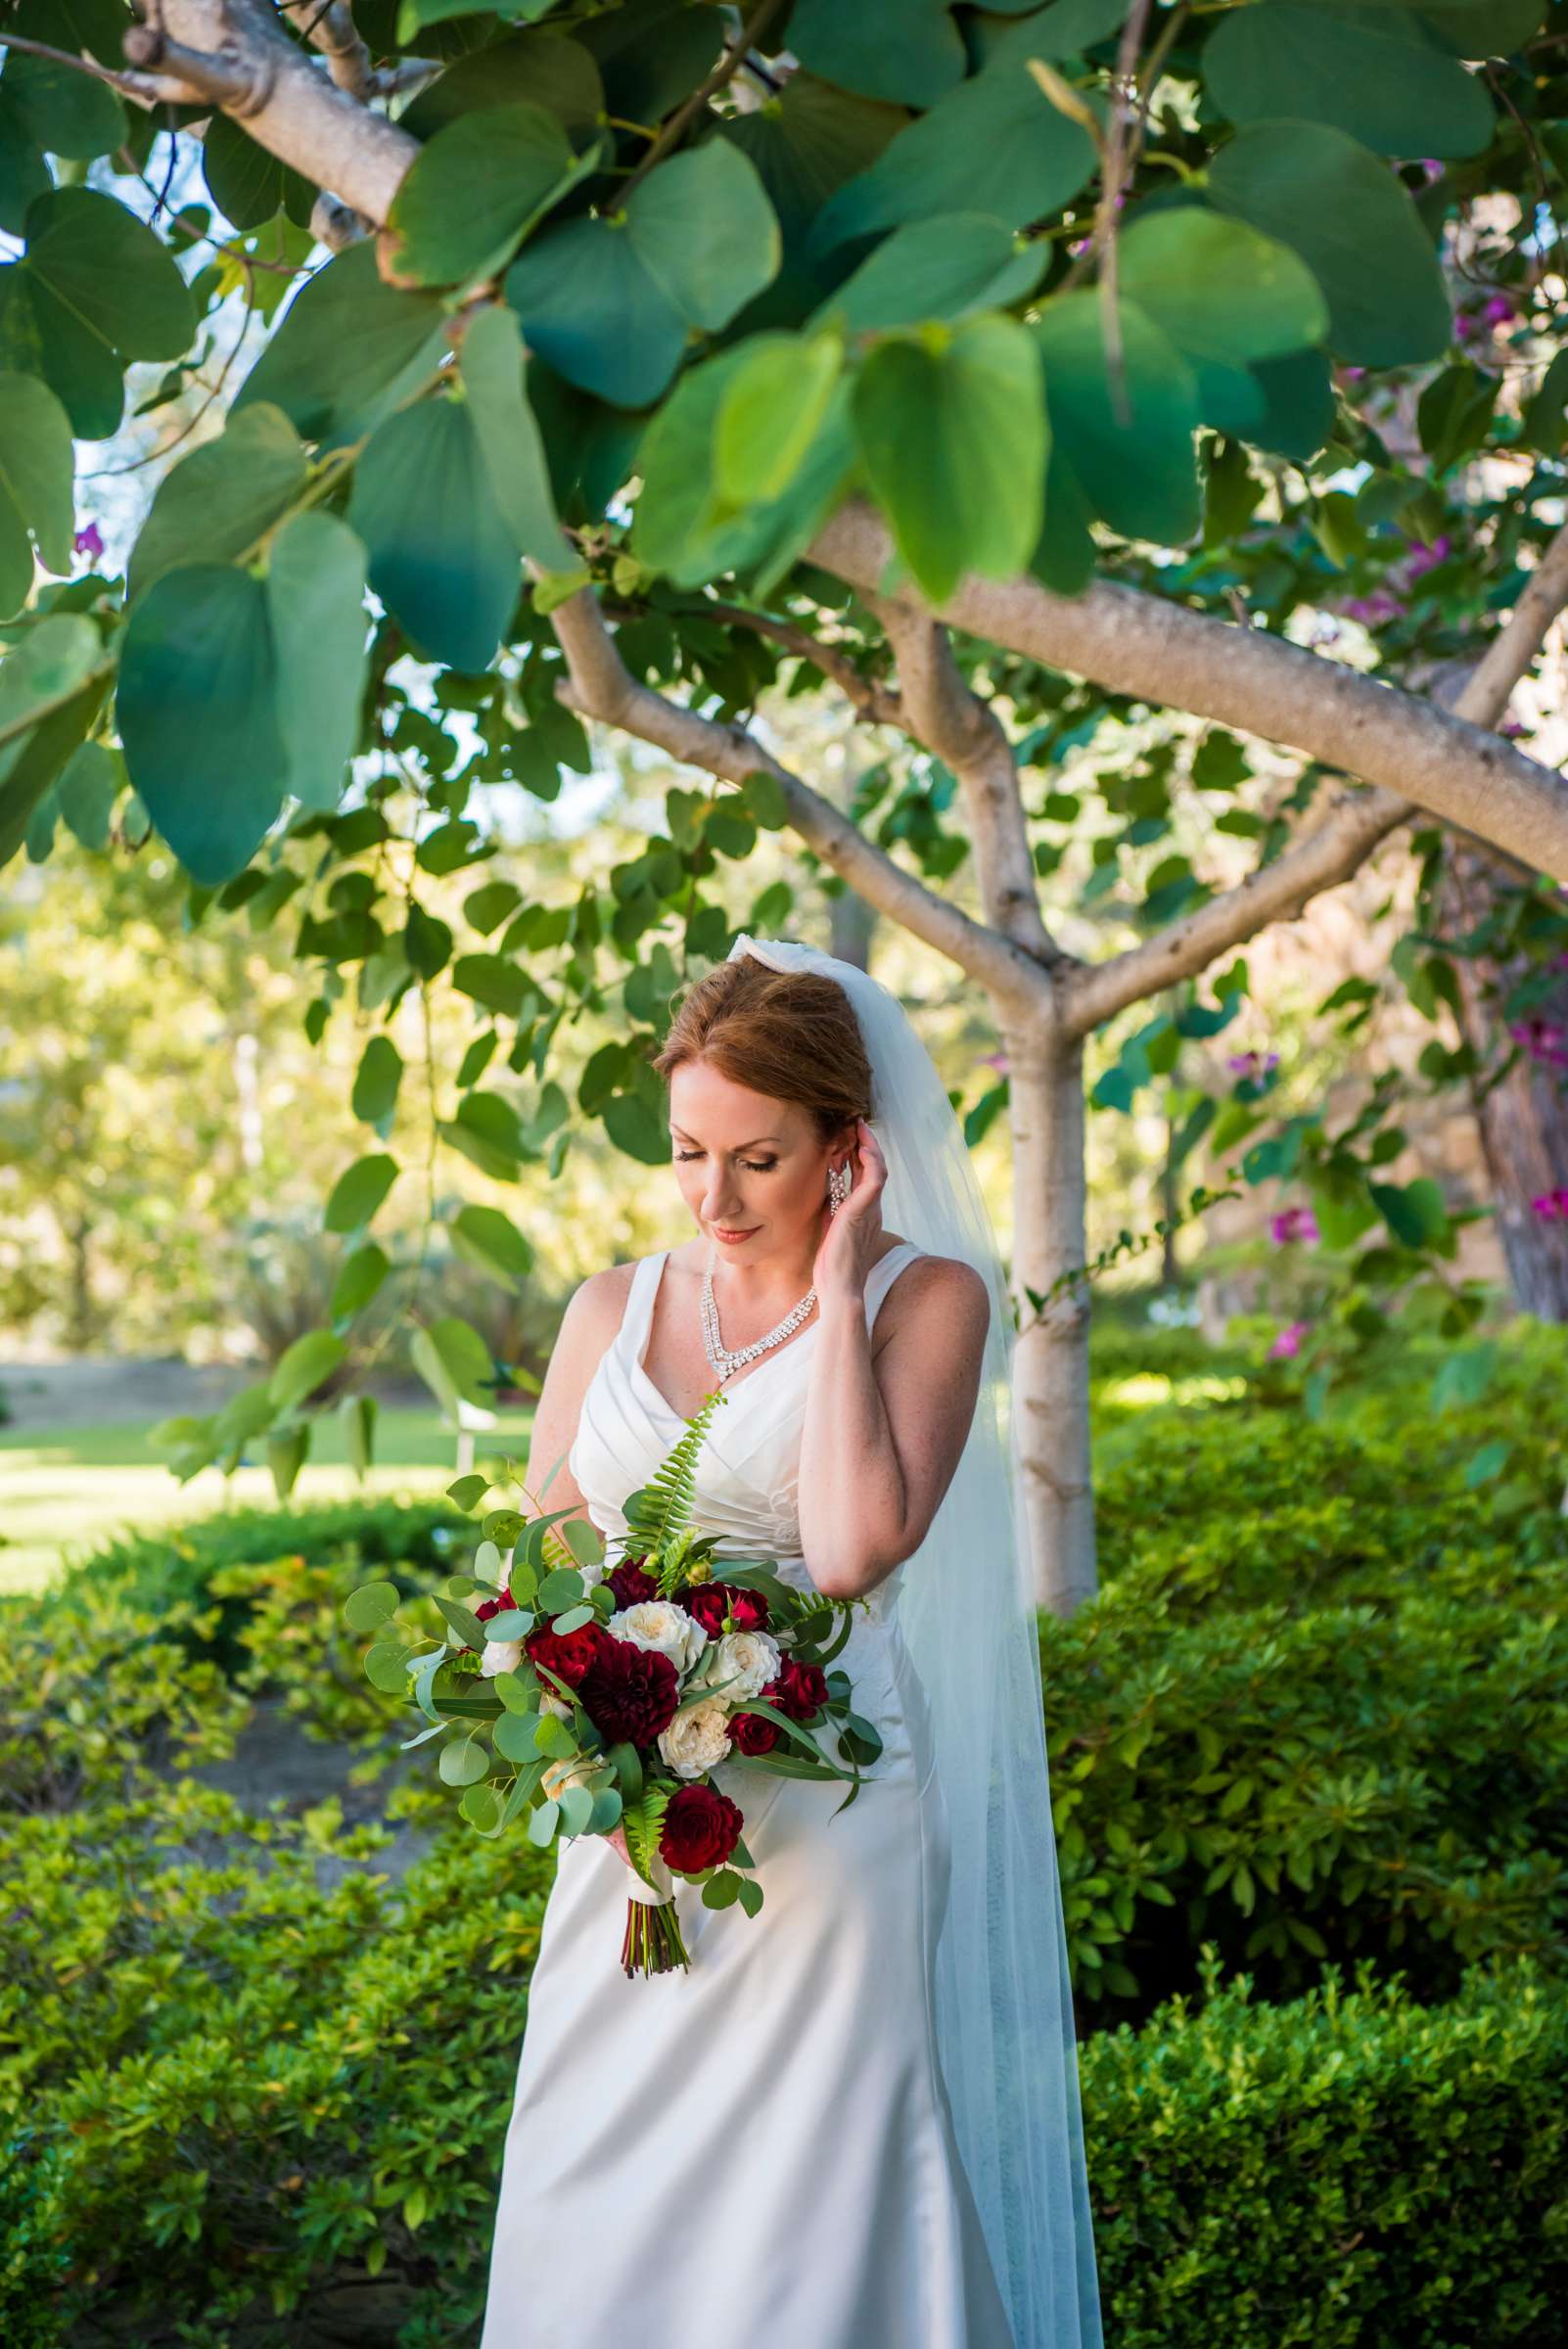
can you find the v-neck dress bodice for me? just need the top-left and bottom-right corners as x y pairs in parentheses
(568, 1239), (923, 1631)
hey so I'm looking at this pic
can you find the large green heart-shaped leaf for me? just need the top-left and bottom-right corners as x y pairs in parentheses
(1033, 293), (1202, 547)
(505, 141), (779, 404)
(718, 70), (909, 245)
(0, 188), (195, 438)
(812, 35), (1101, 249)
(116, 566), (290, 882)
(506, 215), (689, 407)
(714, 332), (844, 506)
(386, 101), (593, 289)
(631, 337), (855, 593)
(787, 0), (965, 108)
(0, 48), (124, 161)
(348, 395), (521, 671)
(457, 303), (575, 571)
(202, 112), (318, 232)
(265, 510), (369, 814)
(401, 24), (604, 143)
(1207, 121), (1452, 366)
(127, 401), (308, 600)
(623, 140), (781, 335)
(1118, 207), (1329, 366)
(0, 371), (74, 620)
(1206, 2), (1496, 159)
(852, 313), (1047, 603)
(809, 212), (1045, 335)
(450, 1203), (534, 1288)
(233, 239), (448, 449)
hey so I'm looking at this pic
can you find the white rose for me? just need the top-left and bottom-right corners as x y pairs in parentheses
(538, 1686), (575, 1721)
(609, 1598), (709, 1678)
(479, 1637), (527, 1679)
(657, 1697), (733, 1780)
(696, 1629), (782, 1704)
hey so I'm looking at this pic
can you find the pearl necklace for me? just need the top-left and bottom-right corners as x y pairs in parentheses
(700, 1242), (816, 1383)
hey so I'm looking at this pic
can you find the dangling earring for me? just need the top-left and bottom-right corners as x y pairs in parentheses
(827, 1160), (850, 1215)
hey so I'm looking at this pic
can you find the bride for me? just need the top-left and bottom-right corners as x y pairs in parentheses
(480, 935), (1102, 2348)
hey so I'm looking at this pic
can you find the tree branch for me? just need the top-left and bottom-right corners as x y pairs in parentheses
(807, 497), (1568, 881)
(144, 0), (420, 222)
(1058, 513), (1568, 1036)
(868, 594), (1073, 971)
(1060, 784), (1409, 1037)
(297, 1), (373, 103)
(542, 579), (1044, 1013)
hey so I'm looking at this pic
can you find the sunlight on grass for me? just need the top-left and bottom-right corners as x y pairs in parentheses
(1095, 1371), (1251, 1411)
(0, 1405), (537, 1597)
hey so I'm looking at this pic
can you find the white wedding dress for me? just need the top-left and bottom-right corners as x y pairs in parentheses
(480, 1240), (1016, 2348)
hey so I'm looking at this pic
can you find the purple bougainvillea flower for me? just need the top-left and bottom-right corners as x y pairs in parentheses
(1529, 1187), (1568, 1221)
(1227, 1049), (1280, 1079)
(73, 522), (105, 562)
(1402, 534), (1451, 578)
(1509, 1018), (1568, 1068)
(1268, 1320), (1310, 1359)
(1270, 1206), (1320, 1246)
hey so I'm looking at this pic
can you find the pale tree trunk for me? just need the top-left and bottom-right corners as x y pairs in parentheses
(1440, 840), (1568, 1318)
(1006, 1021), (1097, 1615)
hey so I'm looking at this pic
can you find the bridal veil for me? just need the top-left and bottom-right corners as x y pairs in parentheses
(724, 933), (1104, 2349)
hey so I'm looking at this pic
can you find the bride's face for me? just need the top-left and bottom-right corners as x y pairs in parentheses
(668, 1061), (848, 1256)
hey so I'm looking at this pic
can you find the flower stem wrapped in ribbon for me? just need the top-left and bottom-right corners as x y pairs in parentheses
(346, 1390), (884, 1979)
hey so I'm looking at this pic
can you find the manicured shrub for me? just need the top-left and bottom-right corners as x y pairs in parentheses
(1044, 1559), (1568, 2014)
(1083, 1947), (1568, 2349)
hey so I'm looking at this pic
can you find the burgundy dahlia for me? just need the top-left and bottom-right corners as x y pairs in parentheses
(606, 1558), (659, 1609)
(681, 1580), (771, 1637)
(577, 1639), (680, 1746)
(475, 1589), (521, 1623)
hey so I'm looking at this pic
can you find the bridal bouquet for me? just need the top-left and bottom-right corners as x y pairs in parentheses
(345, 1392), (884, 1977)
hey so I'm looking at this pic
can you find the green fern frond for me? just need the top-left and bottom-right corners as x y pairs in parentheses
(623, 1387), (727, 1567)
(622, 1785), (672, 1886)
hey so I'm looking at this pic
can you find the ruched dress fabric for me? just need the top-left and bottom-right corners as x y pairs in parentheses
(480, 1242), (1016, 2349)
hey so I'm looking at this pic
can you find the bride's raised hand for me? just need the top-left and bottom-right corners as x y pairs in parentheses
(812, 1115), (888, 1305)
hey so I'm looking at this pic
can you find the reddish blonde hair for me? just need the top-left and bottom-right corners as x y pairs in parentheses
(651, 954), (873, 1143)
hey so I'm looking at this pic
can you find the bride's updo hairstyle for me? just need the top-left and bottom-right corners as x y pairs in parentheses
(651, 952), (874, 1142)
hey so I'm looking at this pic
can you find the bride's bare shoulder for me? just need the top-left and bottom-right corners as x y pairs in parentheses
(877, 1246), (991, 1349)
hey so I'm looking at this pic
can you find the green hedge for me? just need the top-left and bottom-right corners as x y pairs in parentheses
(1045, 1559), (1568, 2011)
(1093, 1396), (1568, 1621)
(1083, 1948), (1568, 2348)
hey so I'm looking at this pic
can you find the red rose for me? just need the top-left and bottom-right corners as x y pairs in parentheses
(682, 1580), (771, 1637)
(773, 1659), (828, 1722)
(607, 1559), (659, 1609)
(525, 1618), (610, 1688)
(728, 1709), (780, 1755)
(475, 1589), (520, 1623)
(576, 1639), (680, 1746)
(660, 1782), (744, 1872)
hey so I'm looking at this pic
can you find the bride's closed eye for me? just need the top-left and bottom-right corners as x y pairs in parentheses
(674, 1151), (778, 1172)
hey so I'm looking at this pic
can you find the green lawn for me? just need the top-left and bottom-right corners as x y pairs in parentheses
(0, 1405), (537, 1597)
